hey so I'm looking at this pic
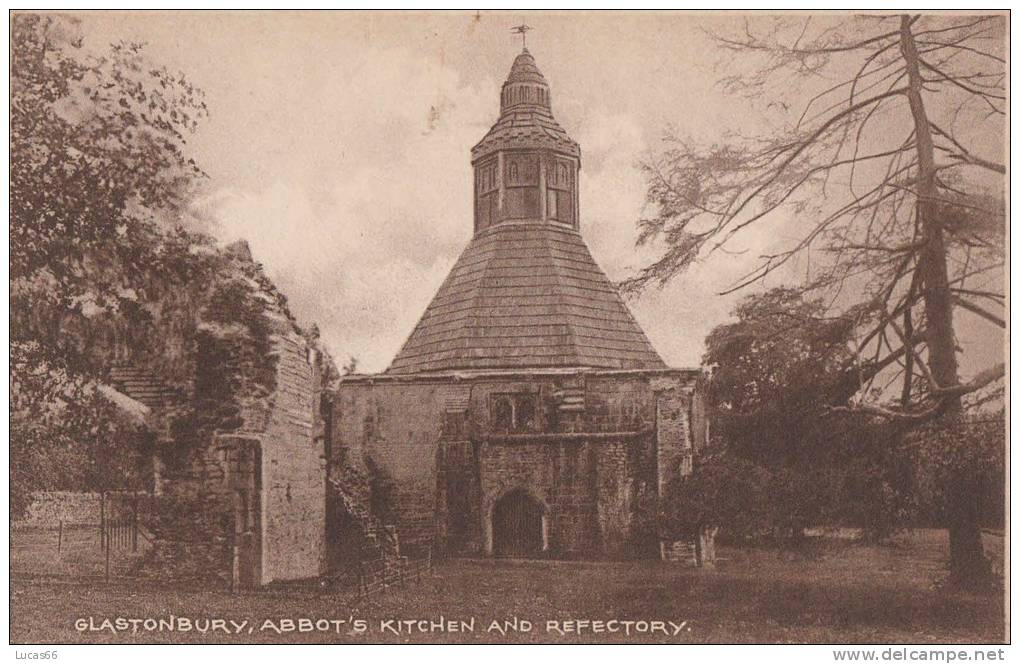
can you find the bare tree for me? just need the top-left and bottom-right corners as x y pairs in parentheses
(629, 14), (1005, 587)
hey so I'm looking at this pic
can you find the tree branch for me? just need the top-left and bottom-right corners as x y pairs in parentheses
(952, 295), (1005, 328)
(930, 121), (1006, 174)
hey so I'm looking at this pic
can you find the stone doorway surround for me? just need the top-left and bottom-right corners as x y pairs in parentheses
(486, 487), (549, 558)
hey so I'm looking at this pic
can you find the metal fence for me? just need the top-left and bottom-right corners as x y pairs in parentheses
(355, 545), (434, 599)
(12, 493), (149, 583)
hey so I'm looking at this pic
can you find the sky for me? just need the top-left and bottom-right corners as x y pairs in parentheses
(73, 11), (1005, 376)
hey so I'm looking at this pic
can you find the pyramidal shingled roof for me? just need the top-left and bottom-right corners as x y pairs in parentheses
(386, 47), (667, 375)
(386, 223), (667, 374)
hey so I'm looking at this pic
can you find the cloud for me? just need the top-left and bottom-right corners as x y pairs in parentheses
(201, 45), (496, 372)
(75, 12), (1002, 382)
(198, 46), (788, 373)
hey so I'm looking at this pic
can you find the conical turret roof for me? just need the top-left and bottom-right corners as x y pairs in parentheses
(505, 48), (547, 85)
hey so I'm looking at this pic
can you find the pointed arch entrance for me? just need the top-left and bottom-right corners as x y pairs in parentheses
(492, 488), (548, 558)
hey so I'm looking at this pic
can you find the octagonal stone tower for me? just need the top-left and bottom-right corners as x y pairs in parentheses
(471, 48), (580, 231)
(388, 48), (665, 375)
(330, 46), (707, 566)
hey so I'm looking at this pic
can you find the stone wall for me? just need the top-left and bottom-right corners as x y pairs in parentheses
(146, 434), (260, 584)
(330, 381), (444, 551)
(652, 376), (693, 494)
(15, 491), (139, 528)
(329, 369), (701, 563)
(476, 437), (645, 557)
(147, 333), (325, 586)
(259, 333), (326, 583)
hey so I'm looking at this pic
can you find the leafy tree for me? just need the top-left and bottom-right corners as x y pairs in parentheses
(704, 288), (857, 465)
(661, 454), (772, 541)
(10, 13), (208, 515)
(911, 414), (1006, 549)
(681, 289), (916, 542)
(9, 355), (153, 517)
(631, 14), (1004, 587)
(10, 15), (342, 546)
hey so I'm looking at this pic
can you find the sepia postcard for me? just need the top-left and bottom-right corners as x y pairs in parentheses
(7, 8), (1010, 653)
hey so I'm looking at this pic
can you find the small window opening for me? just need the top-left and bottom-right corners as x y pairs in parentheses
(491, 394), (539, 433)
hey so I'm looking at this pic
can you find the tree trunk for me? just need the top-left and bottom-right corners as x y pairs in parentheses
(946, 476), (991, 587)
(899, 16), (988, 588)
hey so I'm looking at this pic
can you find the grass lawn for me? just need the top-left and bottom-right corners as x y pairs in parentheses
(10, 529), (1005, 644)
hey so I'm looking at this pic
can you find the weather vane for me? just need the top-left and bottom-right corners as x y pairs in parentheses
(511, 23), (532, 49)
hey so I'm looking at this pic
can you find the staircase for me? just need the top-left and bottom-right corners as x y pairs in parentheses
(327, 476), (401, 570)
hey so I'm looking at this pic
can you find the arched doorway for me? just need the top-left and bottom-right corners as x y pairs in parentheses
(492, 489), (545, 558)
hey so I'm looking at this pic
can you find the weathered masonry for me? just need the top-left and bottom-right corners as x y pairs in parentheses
(328, 47), (709, 563)
(146, 331), (327, 587)
(333, 369), (706, 559)
(114, 244), (330, 588)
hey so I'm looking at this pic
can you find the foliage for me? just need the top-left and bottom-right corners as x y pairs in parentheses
(660, 454), (772, 539)
(11, 14), (207, 360)
(704, 288), (857, 462)
(664, 289), (919, 542)
(10, 14), (212, 516)
(9, 15), (323, 517)
(665, 284), (1002, 556)
(910, 413), (1005, 529)
(10, 354), (152, 517)
(661, 441), (915, 544)
(632, 13), (1004, 586)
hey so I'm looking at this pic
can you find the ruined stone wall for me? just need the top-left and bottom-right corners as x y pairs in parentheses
(649, 375), (702, 564)
(650, 375), (696, 493)
(689, 381), (709, 453)
(147, 334), (325, 586)
(259, 333), (325, 583)
(147, 435), (260, 585)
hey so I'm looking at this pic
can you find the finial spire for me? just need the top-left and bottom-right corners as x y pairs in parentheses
(511, 23), (532, 50)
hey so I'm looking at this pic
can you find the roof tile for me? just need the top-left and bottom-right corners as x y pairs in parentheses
(387, 223), (667, 374)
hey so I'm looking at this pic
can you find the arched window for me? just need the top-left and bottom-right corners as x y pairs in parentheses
(508, 161), (519, 182)
(493, 396), (514, 432)
(491, 393), (538, 433)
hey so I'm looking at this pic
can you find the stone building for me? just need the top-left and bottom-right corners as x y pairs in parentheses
(97, 47), (707, 588)
(109, 242), (331, 588)
(328, 48), (708, 562)
(149, 330), (327, 587)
